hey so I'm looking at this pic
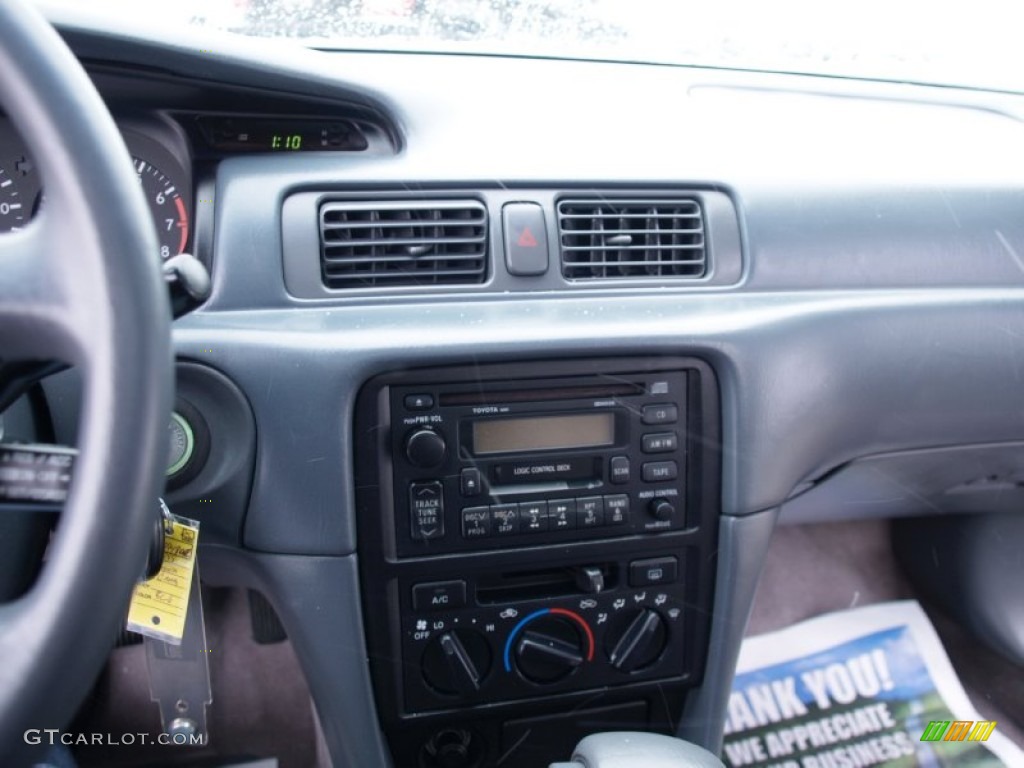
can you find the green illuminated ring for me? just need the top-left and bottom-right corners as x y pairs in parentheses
(167, 411), (195, 476)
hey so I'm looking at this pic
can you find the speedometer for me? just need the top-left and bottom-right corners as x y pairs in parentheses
(134, 157), (189, 260)
(0, 167), (26, 232)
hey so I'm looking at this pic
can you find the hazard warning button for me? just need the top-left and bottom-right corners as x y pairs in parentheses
(502, 202), (549, 276)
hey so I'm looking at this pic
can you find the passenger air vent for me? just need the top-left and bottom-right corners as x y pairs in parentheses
(319, 200), (487, 289)
(557, 198), (706, 280)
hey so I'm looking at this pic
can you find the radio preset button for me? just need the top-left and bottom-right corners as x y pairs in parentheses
(642, 460), (678, 482)
(404, 393), (434, 411)
(604, 494), (630, 525)
(409, 481), (444, 540)
(461, 506), (491, 539)
(460, 467), (482, 497)
(491, 503), (519, 535)
(518, 501), (549, 533)
(642, 432), (678, 454)
(642, 404), (678, 426)
(577, 496), (605, 528)
(547, 499), (576, 530)
(609, 456), (630, 485)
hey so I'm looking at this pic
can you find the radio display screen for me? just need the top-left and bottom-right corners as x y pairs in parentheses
(472, 413), (615, 456)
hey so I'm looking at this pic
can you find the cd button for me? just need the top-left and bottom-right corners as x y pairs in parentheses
(642, 432), (678, 454)
(547, 498), (576, 530)
(641, 404), (678, 425)
(491, 503), (519, 535)
(518, 501), (549, 533)
(642, 461), (678, 483)
(609, 455), (630, 484)
(461, 506), (491, 539)
(604, 494), (630, 525)
(577, 496), (605, 528)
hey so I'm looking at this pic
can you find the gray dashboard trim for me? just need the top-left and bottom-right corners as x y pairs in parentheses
(200, 545), (393, 768)
(679, 508), (779, 754)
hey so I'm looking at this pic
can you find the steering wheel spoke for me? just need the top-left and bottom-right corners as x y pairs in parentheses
(0, 220), (80, 364)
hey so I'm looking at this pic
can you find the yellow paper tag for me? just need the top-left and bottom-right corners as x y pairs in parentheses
(126, 517), (199, 644)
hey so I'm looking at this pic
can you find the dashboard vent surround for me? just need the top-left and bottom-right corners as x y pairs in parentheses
(557, 198), (706, 280)
(320, 200), (487, 289)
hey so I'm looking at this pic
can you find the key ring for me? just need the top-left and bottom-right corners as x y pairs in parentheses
(159, 497), (174, 535)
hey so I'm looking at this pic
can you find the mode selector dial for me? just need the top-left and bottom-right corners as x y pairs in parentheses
(421, 630), (492, 696)
(405, 428), (447, 468)
(605, 608), (668, 673)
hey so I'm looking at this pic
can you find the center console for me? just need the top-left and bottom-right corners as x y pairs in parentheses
(355, 357), (720, 768)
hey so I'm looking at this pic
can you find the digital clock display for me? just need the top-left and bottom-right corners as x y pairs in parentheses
(270, 134), (304, 151)
(198, 117), (369, 153)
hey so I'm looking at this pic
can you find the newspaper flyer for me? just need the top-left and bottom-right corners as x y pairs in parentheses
(723, 601), (1024, 768)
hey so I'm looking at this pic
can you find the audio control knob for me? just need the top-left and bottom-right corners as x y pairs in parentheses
(514, 615), (585, 684)
(406, 428), (447, 468)
(605, 608), (667, 673)
(421, 630), (492, 695)
(649, 498), (674, 521)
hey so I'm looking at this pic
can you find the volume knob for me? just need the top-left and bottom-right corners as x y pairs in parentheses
(406, 428), (447, 468)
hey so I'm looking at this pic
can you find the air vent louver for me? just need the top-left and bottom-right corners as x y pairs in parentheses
(557, 198), (706, 280)
(320, 200), (487, 289)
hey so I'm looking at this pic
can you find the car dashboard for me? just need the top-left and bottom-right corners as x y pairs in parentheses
(9, 9), (1024, 768)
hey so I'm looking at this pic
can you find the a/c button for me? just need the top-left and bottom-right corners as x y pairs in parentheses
(412, 580), (467, 612)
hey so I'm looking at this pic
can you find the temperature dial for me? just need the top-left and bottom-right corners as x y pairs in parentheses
(514, 615), (585, 684)
(505, 608), (595, 685)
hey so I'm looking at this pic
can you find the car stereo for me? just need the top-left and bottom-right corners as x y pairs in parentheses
(386, 365), (692, 557)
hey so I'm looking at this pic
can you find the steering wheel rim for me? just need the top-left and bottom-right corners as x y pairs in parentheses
(0, 1), (172, 763)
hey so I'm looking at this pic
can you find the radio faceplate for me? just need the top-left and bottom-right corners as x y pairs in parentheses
(389, 368), (691, 557)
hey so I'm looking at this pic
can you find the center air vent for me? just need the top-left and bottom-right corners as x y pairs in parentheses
(557, 198), (706, 280)
(320, 200), (487, 289)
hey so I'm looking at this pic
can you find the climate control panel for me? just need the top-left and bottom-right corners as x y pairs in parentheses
(400, 559), (688, 713)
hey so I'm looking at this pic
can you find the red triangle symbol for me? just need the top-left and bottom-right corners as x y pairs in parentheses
(517, 227), (538, 248)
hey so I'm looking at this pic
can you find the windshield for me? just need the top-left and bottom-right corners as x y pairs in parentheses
(38, 0), (1024, 93)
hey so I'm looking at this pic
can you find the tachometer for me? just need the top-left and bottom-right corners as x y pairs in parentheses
(134, 156), (189, 260)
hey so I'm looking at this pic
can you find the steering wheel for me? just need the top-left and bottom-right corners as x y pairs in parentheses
(0, 1), (173, 763)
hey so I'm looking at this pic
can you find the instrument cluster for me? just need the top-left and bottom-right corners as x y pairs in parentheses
(0, 115), (192, 262)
